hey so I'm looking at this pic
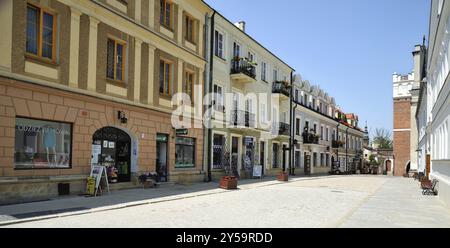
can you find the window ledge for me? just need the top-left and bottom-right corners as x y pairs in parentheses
(106, 78), (127, 88)
(25, 54), (58, 68)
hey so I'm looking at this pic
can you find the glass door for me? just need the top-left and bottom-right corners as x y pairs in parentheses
(156, 134), (168, 182)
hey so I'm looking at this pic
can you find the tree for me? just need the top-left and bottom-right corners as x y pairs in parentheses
(372, 128), (393, 149)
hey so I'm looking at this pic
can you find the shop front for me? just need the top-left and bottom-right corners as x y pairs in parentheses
(0, 79), (205, 204)
(92, 127), (132, 183)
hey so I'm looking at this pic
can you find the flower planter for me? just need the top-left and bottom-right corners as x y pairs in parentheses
(220, 176), (238, 190)
(277, 172), (289, 182)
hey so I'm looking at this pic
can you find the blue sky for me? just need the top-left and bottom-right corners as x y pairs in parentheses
(204, 0), (430, 138)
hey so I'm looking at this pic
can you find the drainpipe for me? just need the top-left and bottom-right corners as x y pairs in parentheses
(335, 123), (340, 173)
(205, 11), (216, 182)
(346, 127), (349, 174)
(290, 72), (297, 176)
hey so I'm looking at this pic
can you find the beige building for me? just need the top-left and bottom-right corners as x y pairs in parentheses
(0, 0), (212, 204)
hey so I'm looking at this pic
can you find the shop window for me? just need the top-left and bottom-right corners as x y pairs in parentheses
(107, 38), (126, 82)
(175, 137), (196, 168)
(26, 3), (57, 62)
(14, 117), (72, 169)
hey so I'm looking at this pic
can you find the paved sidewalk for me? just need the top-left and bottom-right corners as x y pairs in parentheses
(0, 175), (332, 226)
(339, 177), (450, 228)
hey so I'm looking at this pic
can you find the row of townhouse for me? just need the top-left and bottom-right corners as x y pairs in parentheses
(415, 0), (450, 208)
(291, 77), (366, 175)
(0, 0), (366, 204)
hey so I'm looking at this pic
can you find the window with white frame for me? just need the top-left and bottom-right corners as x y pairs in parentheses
(214, 30), (224, 58)
(261, 61), (267, 81)
(213, 84), (224, 112)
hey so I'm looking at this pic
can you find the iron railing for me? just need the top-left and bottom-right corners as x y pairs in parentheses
(231, 58), (256, 79)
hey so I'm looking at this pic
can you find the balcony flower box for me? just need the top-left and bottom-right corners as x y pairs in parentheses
(277, 172), (289, 182)
(220, 176), (238, 190)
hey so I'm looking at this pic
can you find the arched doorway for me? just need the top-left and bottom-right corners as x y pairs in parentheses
(386, 160), (392, 174)
(93, 127), (132, 183)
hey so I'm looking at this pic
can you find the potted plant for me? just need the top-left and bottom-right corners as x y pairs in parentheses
(277, 171), (289, 182)
(220, 176), (238, 190)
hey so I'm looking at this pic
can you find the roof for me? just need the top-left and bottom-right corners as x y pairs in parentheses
(202, 1), (295, 71)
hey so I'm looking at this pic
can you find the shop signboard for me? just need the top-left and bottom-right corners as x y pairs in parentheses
(91, 145), (101, 165)
(176, 129), (189, 136)
(88, 165), (110, 196)
(253, 165), (263, 179)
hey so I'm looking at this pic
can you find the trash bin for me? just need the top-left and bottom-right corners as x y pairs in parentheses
(58, 183), (70, 196)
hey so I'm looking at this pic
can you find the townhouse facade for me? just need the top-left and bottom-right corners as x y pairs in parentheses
(0, 0), (367, 205)
(207, 13), (294, 179)
(416, 0), (450, 207)
(291, 75), (366, 175)
(0, 0), (212, 204)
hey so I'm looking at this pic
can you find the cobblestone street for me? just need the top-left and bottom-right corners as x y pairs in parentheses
(2, 176), (450, 228)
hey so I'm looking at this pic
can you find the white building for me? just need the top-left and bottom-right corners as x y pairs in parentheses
(206, 13), (294, 179)
(291, 74), (366, 175)
(417, 0), (450, 207)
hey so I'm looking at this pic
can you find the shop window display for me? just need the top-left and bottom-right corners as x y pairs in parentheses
(14, 117), (72, 169)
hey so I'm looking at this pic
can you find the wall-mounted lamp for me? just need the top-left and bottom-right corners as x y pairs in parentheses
(118, 111), (128, 124)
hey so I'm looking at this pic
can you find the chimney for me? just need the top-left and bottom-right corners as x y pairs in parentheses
(235, 21), (246, 32)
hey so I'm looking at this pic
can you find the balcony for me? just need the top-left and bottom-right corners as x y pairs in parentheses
(332, 140), (345, 149)
(273, 122), (290, 136)
(230, 58), (257, 84)
(230, 110), (256, 128)
(302, 131), (320, 144)
(272, 81), (290, 100)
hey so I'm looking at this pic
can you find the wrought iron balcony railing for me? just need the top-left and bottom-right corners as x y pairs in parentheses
(230, 58), (256, 79)
(230, 110), (256, 128)
(303, 132), (320, 144)
(272, 81), (291, 97)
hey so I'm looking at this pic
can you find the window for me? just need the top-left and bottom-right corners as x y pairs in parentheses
(159, 60), (172, 96)
(175, 137), (195, 168)
(320, 153), (324, 167)
(26, 4), (56, 62)
(313, 124), (317, 133)
(272, 143), (279, 168)
(295, 89), (299, 102)
(273, 69), (278, 82)
(212, 134), (225, 169)
(326, 154), (330, 167)
(213, 84), (224, 112)
(261, 103), (267, 123)
(184, 71), (194, 100)
(261, 62), (267, 81)
(326, 128), (329, 141)
(15, 117), (72, 169)
(247, 51), (254, 62)
(107, 38), (126, 81)
(320, 126), (324, 140)
(160, 0), (172, 29)
(233, 42), (240, 59)
(296, 118), (300, 136)
(185, 15), (196, 44)
(214, 30), (224, 58)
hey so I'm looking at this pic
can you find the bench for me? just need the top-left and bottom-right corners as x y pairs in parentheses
(421, 179), (438, 195)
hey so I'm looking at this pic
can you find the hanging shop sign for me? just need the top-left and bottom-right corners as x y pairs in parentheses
(176, 129), (189, 136)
